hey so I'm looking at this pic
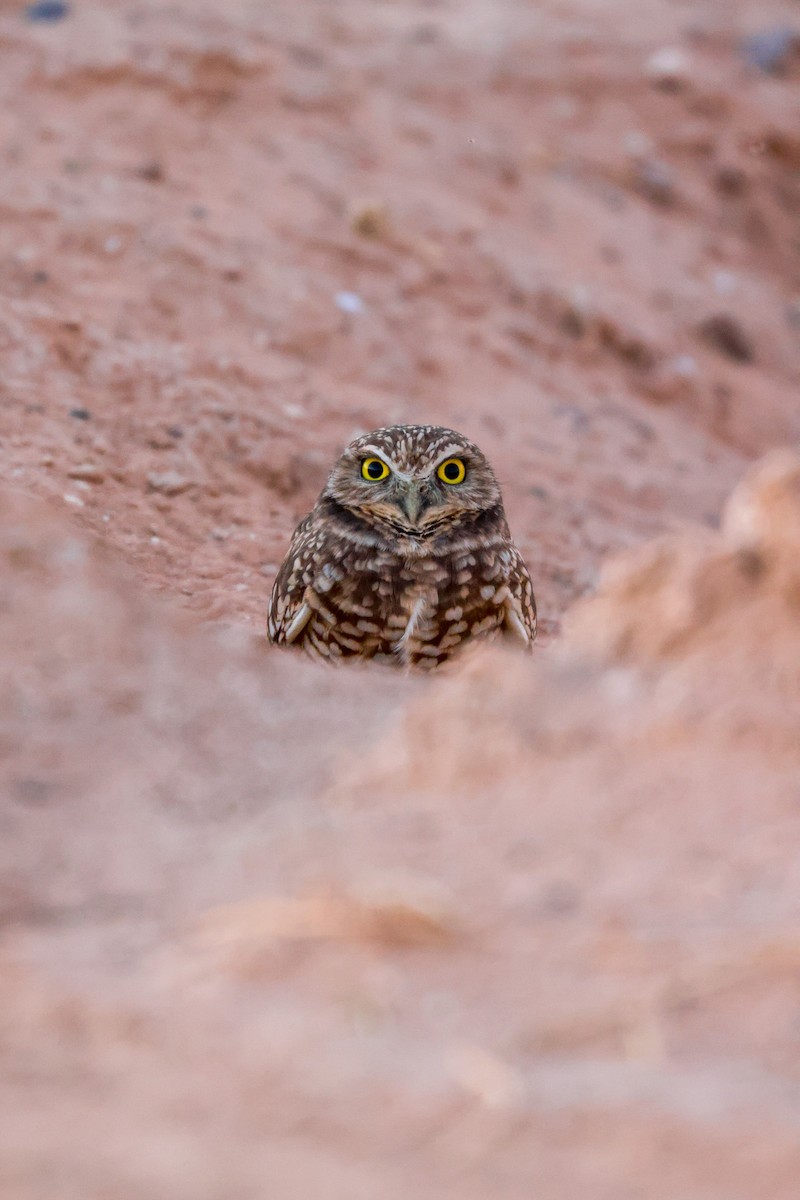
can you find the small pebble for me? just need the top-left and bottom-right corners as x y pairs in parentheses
(335, 291), (365, 315)
(633, 158), (676, 207)
(63, 493), (84, 507)
(69, 407), (91, 421)
(25, 0), (69, 22)
(645, 46), (691, 91)
(713, 270), (737, 296)
(146, 470), (193, 496)
(137, 161), (164, 182)
(697, 313), (754, 363)
(623, 131), (653, 157)
(671, 354), (699, 378)
(68, 463), (105, 484)
(714, 165), (748, 196)
(349, 199), (390, 239)
(740, 28), (799, 76)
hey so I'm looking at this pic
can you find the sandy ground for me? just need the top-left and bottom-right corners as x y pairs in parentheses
(1, 0), (799, 1196)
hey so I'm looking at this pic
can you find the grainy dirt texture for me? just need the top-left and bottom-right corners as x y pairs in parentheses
(1, 0), (799, 1196)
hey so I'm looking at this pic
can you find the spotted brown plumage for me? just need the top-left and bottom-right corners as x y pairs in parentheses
(267, 424), (537, 668)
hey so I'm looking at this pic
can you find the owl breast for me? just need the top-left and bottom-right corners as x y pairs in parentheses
(269, 501), (533, 669)
(267, 423), (537, 667)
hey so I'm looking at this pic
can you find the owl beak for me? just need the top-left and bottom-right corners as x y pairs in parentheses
(400, 484), (424, 527)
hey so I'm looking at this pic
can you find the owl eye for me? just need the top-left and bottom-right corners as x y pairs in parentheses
(361, 457), (390, 482)
(437, 458), (466, 485)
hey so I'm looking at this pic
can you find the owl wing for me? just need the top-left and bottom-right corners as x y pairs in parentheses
(267, 513), (323, 646)
(501, 543), (537, 648)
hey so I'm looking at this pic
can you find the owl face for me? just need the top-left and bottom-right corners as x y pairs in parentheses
(324, 425), (502, 537)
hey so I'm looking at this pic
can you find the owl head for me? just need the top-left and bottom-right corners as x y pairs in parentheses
(322, 424), (502, 536)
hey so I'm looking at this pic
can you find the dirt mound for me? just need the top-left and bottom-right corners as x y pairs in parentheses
(561, 447), (800, 744)
(0, 484), (416, 932)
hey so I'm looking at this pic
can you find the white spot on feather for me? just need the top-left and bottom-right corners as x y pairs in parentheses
(395, 594), (429, 665)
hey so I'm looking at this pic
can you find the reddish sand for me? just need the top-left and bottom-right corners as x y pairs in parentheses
(1, 1), (799, 1196)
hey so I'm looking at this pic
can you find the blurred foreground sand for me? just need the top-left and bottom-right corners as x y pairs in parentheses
(2, 452), (800, 1199)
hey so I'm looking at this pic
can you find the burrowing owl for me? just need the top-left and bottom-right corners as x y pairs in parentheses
(267, 424), (536, 668)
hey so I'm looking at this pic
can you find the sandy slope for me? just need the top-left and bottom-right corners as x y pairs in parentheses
(1, 1), (799, 1196)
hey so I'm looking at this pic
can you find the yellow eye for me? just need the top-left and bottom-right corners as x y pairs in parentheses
(361, 457), (390, 482)
(437, 458), (466, 485)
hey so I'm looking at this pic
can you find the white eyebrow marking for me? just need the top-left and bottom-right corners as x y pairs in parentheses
(417, 443), (470, 476)
(358, 445), (411, 480)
